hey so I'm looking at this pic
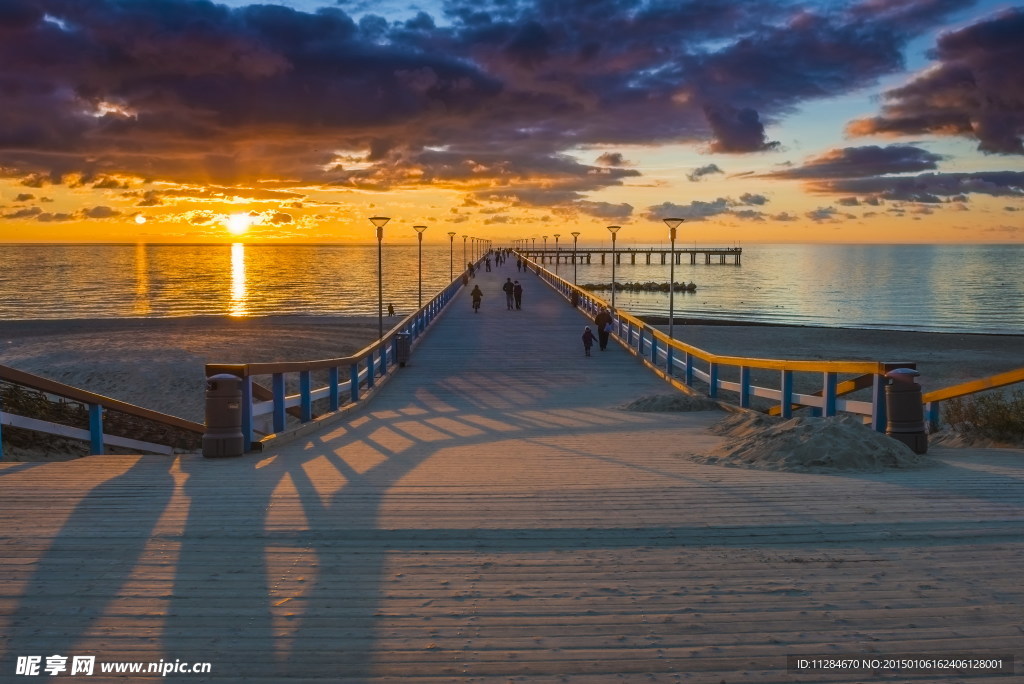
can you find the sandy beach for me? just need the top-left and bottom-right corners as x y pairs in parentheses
(2, 316), (1019, 428)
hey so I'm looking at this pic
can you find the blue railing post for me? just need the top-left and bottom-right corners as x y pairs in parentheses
(272, 372), (286, 433)
(708, 363), (719, 398)
(88, 403), (104, 455)
(925, 401), (940, 432)
(666, 346), (674, 376)
(871, 374), (887, 432)
(350, 363), (360, 403)
(329, 367), (340, 412)
(740, 366), (751, 408)
(823, 372), (838, 417)
(780, 370), (794, 419)
(651, 336), (658, 365)
(366, 351), (376, 389)
(299, 370), (312, 423)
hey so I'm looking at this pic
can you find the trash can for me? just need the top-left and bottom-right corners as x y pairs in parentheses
(395, 332), (411, 367)
(203, 374), (244, 458)
(884, 368), (927, 454)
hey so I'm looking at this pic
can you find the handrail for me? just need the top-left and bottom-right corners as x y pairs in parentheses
(0, 364), (205, 434)
(922, 367), (1024, 429)
(517, 252), (910, 431)
(922, 368), (1024, 404)
(1, 362), (205, 459)
(204, 262), (479, 451)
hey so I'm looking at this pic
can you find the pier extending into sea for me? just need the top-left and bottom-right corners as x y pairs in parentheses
(1, 254), (1022, 682)
(524, 245), (742, 265)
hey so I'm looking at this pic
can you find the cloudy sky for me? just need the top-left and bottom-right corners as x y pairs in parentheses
(0, 0), (1021, 243)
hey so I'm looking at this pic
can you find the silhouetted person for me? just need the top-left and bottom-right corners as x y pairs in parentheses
(502, 278), (515, 310)
(513, 280), (523, 310)
(470, 284), (483, 313)
(387, 303), (395, 316)
(595, 307), (612, 351)
(582, 326), (596, 356)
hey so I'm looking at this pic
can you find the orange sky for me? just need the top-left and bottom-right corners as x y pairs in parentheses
(1, 1), (1022, 244)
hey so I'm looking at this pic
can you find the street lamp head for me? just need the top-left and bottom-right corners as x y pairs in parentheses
(607, 225), (621, 235)
(663, 217), (684, 241)
(571, 231), (580, 239)
(369, 216), (390, 228)
(448, 231), (456, 240)
(413, 225), (427, 233)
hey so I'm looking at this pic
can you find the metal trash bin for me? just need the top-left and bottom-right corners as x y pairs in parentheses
(884, 368), (928, 454)
(203, 374), (244, 458)
(395, 332), (411, 367)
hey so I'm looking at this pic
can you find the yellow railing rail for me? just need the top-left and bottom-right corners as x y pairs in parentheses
(520, 253), (915, 431)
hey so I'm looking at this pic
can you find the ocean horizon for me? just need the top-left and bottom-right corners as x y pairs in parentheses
(1, 242), (1021, 336)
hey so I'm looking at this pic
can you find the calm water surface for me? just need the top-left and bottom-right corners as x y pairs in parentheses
(0, 243), (1021, 335)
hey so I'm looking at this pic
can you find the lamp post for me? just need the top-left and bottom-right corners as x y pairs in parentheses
(447, 231), (456, 281)
(553, 233), (560, 274)
(607, 225), (621, 310)
(370, 216), (390, 340)
(413, 225), (427, 306)
(571, 231), (580, 284)
(462, 235), (467, 271)
(663, 218), (684, 341)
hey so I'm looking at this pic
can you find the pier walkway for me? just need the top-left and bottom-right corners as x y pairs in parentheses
(2, 259), (1023, 682)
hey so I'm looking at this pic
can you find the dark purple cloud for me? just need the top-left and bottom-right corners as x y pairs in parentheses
(848, 8), (1024, 154)
(759, 145), (943, 179)
(0, 0), (976, 209)
(809, 171), (1024, 201)
(738, 192), (768, 205)
(704, 105), (779, 153)
(687, 163), (724, 182)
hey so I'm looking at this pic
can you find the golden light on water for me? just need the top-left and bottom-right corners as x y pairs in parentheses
(229, 242), (248, 317)
(132, 242), (151, 316)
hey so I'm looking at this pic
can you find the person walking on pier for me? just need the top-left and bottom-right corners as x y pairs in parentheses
(470, 284), (483, 313)
(516, 258), (522, 273)
(582, 326), (596, 357)
(502, 278), (515, 310)
(513, 280), (523, 310)
(595, 307), (613, 351)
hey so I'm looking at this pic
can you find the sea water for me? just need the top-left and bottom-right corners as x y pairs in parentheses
(0, 242), (1021, 335)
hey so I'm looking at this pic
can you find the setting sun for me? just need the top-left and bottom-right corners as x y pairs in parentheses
(225, 213), (256, 236)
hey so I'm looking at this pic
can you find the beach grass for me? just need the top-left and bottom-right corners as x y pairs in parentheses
(944, 388), (1024, 443)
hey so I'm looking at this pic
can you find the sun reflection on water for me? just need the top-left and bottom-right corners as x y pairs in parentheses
(132, 242), (151, 316)
(229, 242), (248, 317)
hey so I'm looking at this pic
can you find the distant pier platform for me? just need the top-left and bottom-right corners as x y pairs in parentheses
(523, 246), (742, 265)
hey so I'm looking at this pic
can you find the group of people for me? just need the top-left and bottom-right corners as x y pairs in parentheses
(470, 276), (522, 313)
(582, 307), (614, 356)
(467, 251), (616, 359)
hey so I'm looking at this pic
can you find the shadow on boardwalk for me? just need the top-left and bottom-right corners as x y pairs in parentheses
(2, 260), (1023, 681)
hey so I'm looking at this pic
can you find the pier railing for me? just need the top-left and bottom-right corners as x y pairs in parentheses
(0, 364), (205, 459)
(519, 254), (912, 431)
(205, 270), (470, 451)
(922, 368), (1024, 430)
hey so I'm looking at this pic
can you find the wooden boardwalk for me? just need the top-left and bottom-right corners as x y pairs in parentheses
(1, 261), (1023, 682)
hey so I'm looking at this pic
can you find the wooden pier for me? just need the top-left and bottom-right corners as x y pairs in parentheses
(523, 246), (742, 265)
(2, 260), (1022, 682)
